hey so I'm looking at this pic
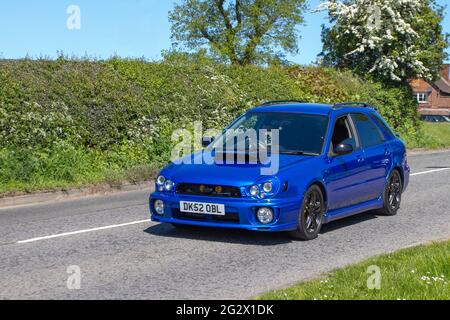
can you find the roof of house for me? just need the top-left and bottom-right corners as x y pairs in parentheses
(435, 77), (450, 94)
(410, 65), (450, 95)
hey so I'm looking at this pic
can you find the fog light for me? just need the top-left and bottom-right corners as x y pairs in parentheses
(256, 207), (274, 224)
(154, 200), (164, 215)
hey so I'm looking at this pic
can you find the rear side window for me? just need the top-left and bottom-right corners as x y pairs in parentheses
(351, 113), (385, 148)
(369, 113), (395, 139)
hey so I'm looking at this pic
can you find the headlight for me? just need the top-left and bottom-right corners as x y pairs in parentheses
(263, 182), (273, 193)
(256, 207), (274, 224)
(156, 175), (166, 185)
(154, 200), (164, 215)
(249, 185), (260, 197)
(164, 180), (174, 192)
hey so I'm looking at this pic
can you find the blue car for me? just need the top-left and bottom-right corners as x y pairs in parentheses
(150, 101), (410, 240)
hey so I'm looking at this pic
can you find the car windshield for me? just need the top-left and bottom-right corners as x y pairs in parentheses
(210, 112), (329, 155)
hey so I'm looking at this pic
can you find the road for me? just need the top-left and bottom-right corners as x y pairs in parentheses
(0, 151), (449, 299)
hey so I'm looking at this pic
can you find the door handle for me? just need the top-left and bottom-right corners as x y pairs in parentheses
(356, 155), (365, 163)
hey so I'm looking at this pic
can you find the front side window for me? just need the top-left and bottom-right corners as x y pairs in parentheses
(351, 113), (385, 148)
(331, 115), (356, 150)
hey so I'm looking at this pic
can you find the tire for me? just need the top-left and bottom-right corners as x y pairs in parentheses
(377, 169), (403, 216)
(289, 185), (325, 241)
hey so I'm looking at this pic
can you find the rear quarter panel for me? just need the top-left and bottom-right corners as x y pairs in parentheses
(389, 139), (410, 191)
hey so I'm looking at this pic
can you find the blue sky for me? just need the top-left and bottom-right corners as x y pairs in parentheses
(0, 0), (449, 65)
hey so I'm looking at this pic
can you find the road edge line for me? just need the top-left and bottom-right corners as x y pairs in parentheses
(17, 219), (151, 244)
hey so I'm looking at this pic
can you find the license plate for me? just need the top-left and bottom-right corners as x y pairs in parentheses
(180, 201), (226, 216)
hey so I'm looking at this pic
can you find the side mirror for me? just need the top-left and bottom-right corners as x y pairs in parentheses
(202, 136), (214, 148)
(334, 143), (353, 156)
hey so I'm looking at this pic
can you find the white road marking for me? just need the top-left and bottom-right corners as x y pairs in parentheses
(17, 219), (150, 244)
(410, 168), (450, 177)
(16, 167), (450, 244)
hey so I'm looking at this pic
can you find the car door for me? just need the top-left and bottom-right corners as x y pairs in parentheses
(350, 113), (391, 202)
(325, 115), (369, 211)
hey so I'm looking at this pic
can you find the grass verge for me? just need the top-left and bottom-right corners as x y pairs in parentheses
(258, 240), (450, 300)
(0, 164), (157, 198)
(406, 122), (450, 149)
(421, 122), (450, 148)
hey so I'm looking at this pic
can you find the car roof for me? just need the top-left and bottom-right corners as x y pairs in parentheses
(249, 102), (376, 116)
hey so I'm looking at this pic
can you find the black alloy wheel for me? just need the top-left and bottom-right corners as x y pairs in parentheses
(377, 170), (403, 216)
(289, 185), (325, 241)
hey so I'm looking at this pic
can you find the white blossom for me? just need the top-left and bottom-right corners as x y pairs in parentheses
(318, 0), (432, 81)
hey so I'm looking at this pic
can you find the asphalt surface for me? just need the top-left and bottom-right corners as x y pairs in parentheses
(0, 151), (449, 300)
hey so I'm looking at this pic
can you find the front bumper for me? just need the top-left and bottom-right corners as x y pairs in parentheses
(149, 192), (301, 232)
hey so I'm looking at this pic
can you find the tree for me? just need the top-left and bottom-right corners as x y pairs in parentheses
(169, 0), (307, 66)
(319, 0), (449, 83)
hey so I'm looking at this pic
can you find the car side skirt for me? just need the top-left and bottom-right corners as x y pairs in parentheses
(324, 197), (383, 224)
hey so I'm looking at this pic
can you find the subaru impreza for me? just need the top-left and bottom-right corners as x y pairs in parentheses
(150, 101), (410, 240)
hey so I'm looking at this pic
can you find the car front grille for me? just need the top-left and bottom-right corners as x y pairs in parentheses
(172, 209), (240, 223)
(176, 183), (242, 198)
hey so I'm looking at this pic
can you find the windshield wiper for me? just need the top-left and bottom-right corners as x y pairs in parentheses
(280, 151), (320, 156)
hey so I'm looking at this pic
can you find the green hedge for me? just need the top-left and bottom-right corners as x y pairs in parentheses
(0, 53), (426, 194)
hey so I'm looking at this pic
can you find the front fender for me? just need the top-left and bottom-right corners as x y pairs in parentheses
(274, 157), (327, 203)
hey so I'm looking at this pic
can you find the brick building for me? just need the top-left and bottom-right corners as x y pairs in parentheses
(409, 64), (450, 116)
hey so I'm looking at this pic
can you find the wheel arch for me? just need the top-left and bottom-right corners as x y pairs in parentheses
(391, 166), (404, 187)
(306, 180), (328, 212)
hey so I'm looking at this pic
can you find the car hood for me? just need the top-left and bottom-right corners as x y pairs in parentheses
(162, 151), (316, 186)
